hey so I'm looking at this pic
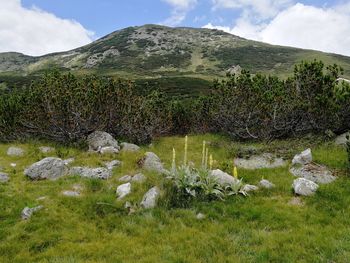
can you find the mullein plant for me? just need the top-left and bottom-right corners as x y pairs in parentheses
(346, 134), (350, 170)
(169, 136), (245, 201)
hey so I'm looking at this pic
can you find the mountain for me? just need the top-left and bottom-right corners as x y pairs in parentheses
(1, 24), (350, 95)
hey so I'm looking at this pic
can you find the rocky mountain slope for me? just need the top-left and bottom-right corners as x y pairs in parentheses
(1, 24), (350, 94)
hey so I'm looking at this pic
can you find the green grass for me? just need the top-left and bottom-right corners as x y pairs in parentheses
(0, 134), (349, 262)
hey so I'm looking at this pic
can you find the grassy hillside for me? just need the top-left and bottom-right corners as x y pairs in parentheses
(2, 24), (350, 96)
(0, 134), (349, 262)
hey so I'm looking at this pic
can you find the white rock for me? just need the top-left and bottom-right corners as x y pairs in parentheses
(21, 206), (43, 220)
(259, 179), (275, 189)
(121, 142), (140, 152)
(196, 213), (206, 220)
(141, 186), (160, 209)
(292, 178), (319, 196)
(292, 149), (312, 165)
(10, 163), (17, 167)
(25, 157), (68, 180)
(99, 146), (119, 154)
(7, 147), (24, 157)
(104, 160), (122, 170)
(210, 169), (239, 187)
(116, 183), (131, 200)
(69, 167), (111, 180)
(242, 184), (259, 192)
(119, 175), (132, 182)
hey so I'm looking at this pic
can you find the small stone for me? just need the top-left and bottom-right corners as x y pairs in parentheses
(99, 146), (119, 154)
(292, 178), (319, 196)
(36, 196), (46, 201)
(39, 146), (55, 154)
(63, 158), (75, 165)
(104, 160), (122, 170)
(242, 184), (259, 192)
(10, 163), (17, 167)
(0, 172), (9, 183)
(292, 149), (312, 165)
(7, 147), (24, 157)
(121, 142), (140, 152)
(140, 186), (160, 209)
(116, 183), (131, 200)
(335, 132), (350, 146)
(131, 173), (146, 183)
(21, 206), (43, 220)
(119, 175), (132, 182)
(140, 152), (167, 174)
(259, 179), (275, 189)
(288, 197), (304, 206)
(69, 167), (111, 180)
(62, 190), (80, 197)
(196, 213), (206, 220)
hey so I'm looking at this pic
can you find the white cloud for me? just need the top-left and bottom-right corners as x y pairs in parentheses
(0, 0), (94, 56)
(204, 3), (350, 56)
(212, 0), (292, 19)
(162, 0), (197, 26)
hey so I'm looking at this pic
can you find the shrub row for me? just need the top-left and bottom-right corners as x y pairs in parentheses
(0, 60), (349, 144)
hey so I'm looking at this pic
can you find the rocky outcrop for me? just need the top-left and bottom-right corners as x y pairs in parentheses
(69, 167), (111, 180)
(141, 186), (160, 209)
(25, 157), (68, 180)
(234, 153), (287, 169)
(87, 131), (120, 153)
(335, 132), (349, 146)
(292, 178), (319, 196)
(104, 160), (122, 170)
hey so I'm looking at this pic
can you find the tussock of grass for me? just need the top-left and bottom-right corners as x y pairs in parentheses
(0, 134), (349, 262)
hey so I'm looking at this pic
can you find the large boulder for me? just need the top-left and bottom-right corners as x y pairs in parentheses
(21, 206), (43, 220)
(234, 153), (287, 169)
(87, 131), (120, 152)
(335, 132), (350, 146)
(140, 152), (167, 174)
(140, 186), (160, 209)
(69, 167), (111, 180)
(116, 183), (131, 200)
(121, 142), (140, 152)
(0, 172), (9, 183)
(25, 157), (68, 180)
(290, 163), (336, 184)
(7, 146), (24, 157)
(210, 169), (239, 187)
(292, 149), (312, 165)
(292, 178), (319, 196)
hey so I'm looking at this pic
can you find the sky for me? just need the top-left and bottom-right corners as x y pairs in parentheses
(1, 0), (350, 56)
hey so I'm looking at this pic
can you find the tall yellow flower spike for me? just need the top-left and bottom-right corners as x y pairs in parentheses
(184, 135), (188, 166)
(233, 166), (238, 179)
(209, 154), (213, 170)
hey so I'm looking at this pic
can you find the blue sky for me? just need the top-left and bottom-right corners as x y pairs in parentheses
(1, 0), (350, 56)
